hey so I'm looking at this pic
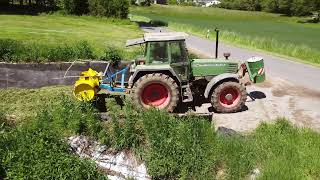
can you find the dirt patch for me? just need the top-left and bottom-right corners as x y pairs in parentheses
(292, 109), (313, 127)
(271, 81), (320, 99)
(255, 80), (273, 88)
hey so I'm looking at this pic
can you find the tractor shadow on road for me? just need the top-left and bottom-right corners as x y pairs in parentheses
(247, 91), (267, 102)
(174, 95), (213, 121)
(174, 90), (267, 117)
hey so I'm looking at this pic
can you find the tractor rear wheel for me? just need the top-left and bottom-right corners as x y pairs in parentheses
(211, 81), (247, 113)
(132, 73), (179, 112)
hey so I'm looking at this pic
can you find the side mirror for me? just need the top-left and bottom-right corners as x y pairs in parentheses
(223, 52), (231, 60)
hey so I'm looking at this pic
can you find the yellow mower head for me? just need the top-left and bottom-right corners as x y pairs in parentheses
(73, 68), (102, 101)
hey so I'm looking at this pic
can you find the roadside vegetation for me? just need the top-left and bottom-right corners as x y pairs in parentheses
(1, 87), (320, 179)
(131, 5), (320, 66)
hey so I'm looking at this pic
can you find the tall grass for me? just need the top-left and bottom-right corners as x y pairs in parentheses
(1, 87), (320, 179)
(131, 5), (320, 65)
(0, 106), (106, 180)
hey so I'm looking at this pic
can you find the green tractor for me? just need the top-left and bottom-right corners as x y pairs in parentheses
(73, 31), (265, 113)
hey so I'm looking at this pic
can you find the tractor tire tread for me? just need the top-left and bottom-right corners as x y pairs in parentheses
(132, 73), (179, 112)
(211, 81), (247, 113)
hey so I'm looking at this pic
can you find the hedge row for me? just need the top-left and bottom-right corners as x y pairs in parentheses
(0, 39), (141, 63)
(63, 0), (129, 18)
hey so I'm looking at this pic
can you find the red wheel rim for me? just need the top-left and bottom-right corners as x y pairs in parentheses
(219, 87), (240, 108)
(141, 83), (170, 108)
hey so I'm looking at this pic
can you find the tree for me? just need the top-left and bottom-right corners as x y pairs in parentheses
(88, 0), (129, 18)
(0, 0), (9, 6)
(278, 0), (292, 15)
(63, 0), (89, 15)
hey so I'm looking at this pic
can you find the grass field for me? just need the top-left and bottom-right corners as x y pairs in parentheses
(1, 87), (320, 179)
(131, 5), (320, 65)
(0, 14), (143, 62)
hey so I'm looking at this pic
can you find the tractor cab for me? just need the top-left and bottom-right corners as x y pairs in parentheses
(126, 32), (190, 81)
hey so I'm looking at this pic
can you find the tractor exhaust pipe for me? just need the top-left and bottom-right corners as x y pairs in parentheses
(215, 28), (219, 59)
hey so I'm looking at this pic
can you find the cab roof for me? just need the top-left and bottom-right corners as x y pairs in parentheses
(125, 32), (188, 47)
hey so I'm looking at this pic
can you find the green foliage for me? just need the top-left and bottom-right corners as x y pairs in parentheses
(102, 46), (124, 64)
(141, 0), (152, 6)
(2, 87), (320, 179)
(41, 94), (104, 138)
(0, 116), (106, 179)
(106, 99), (144, 151)
(88, 0), (129, 18)
(0, 94), (107, 179)
(216, 136), (256, 179)
(168, 0), (177, 4)
(0, 39), (96, 62)
(141, 110), (217, 179)
(63, 0), (89, 15)
(150, 19), (168, 26)
(0, 111), (14, 133)
(0, 39), (21, 62)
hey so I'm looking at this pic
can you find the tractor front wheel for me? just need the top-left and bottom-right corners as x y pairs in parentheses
(211, 81), (247, 113)
(132, 73), (179, 112)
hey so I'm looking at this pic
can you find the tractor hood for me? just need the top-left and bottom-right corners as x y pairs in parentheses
(191, 59), (239, 77)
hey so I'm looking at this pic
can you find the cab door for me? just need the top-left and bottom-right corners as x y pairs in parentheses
(169, 41), (189, 81)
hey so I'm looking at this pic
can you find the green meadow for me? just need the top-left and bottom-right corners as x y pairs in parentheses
(0, 14), (142, 52)
(131, 5), (320, 65)
(0, 14), (142, 62)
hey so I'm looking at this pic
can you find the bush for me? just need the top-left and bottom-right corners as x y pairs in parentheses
(0, 39), (96, 62)
(88, 0), (129, 18)
(0, 39), (21, 62)
(102, 46), (124, 64)
(63, 0), (89, 15)
(150, 19), (168, 27)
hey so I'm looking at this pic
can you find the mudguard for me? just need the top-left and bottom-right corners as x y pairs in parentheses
(204, 73), (239, 98)
(128, 66), (182, 87)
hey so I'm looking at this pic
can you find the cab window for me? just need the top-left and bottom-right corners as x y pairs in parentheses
(170, 41), (187, 63)
(149, 42), (168, 64)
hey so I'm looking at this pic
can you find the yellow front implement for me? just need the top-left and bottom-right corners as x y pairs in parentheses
(73, 68), (102, 101)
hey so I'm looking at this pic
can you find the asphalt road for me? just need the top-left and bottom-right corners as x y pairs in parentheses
(142, 27), (320, 91)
